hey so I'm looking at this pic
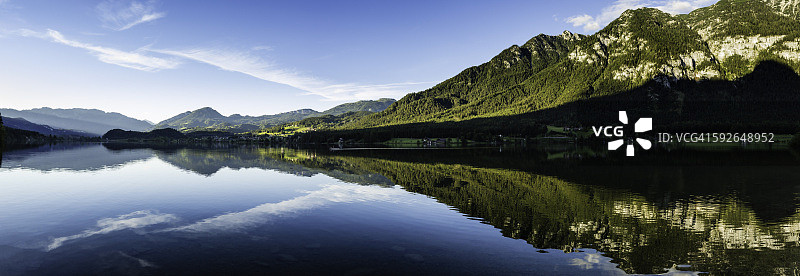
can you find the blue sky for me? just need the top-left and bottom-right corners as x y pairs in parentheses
(0, 0), (717, 122)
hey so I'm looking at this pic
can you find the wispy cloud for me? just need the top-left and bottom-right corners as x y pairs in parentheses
(566, 0), (717, 32)
(13, 28), (423, 100)
(13, 22), (423, 100)
(47, 210), (177, 251)
(566, 14), (601, 32)
(150, 47), (425, 100)
(96, 0), (166, 31)
(251, 45), (273, 51)
(18, 28), (180, 71)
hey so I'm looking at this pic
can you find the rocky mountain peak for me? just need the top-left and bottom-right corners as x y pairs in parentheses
(681, 0), (800, 78)
(764, 0), (800, 18)
(559, 30), (582, 42)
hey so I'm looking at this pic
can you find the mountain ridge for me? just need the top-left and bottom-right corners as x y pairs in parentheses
(155, 99), (396, 132)
(334, 0), (800, 131)
(1, 117), (93, 137)
(0, 108), (152, 135)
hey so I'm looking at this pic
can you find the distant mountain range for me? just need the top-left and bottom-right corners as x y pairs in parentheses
(1, 98), (397, 137)
(0, 108), (152, 136)
(1, 117), (92, 137)
(154, 98), (396, 132)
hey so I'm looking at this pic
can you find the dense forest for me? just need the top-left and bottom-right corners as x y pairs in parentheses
(319, 98), (396, 116)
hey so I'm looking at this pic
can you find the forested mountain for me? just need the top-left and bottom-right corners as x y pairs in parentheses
(336, 0), (800, 132)
(154, 107), (319, 132)
(157, 107), (229, 129)
(264, 111), (375, 135)
(320, 98), (396, 116)
(155, 99), (396, 132)
(0, 108), (152, 135)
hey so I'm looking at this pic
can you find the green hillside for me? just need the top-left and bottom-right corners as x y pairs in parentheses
(329, 0), (800, 134)
(321, 98), (396, 116)
(344, 31), (583, 127)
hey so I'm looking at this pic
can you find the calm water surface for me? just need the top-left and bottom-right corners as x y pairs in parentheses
(1, 144), (799, 275)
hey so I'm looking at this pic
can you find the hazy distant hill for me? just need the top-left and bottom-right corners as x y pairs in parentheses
(26, 108), (153, 130)
(0, 108), (152, 135)
(2, 117), (93, 137)
(155, 99), (396, 132)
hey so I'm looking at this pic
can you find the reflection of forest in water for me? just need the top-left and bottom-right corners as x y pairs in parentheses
(279, 149), (800, 275)
(148, 146), (800, 274)
(3, 144), (800, 274)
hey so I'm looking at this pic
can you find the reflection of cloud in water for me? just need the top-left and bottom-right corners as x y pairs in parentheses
(47, 210), (178, 251)
(569, 253), (698, 275)
(570, 253), (602, 269)
(166, 184), (406, 233)
(45, 184), (403, 251)
(118, 251), (158, 268)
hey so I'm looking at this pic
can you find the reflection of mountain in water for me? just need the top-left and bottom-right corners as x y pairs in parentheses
(332, 148), (800, 222)
(4, 144), (799, 274)
(269, 148), (800, 275)
(1, 143), (394, 187)
(0, 144), (153, 171)
(151, 146), (393, 187)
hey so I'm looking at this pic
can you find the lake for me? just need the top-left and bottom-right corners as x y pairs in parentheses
(1, 144), (799, 275)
